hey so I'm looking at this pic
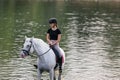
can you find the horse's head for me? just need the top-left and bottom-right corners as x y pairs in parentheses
(20, 36), (34, 58)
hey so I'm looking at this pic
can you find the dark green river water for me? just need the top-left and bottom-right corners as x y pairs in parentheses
(0, 0), (120, 80)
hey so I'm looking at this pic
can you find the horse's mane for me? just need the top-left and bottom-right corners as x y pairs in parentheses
(33, 38), (49, 48)
(31, 38), (51, 55)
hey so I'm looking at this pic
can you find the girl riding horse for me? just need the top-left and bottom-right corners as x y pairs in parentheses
(46, 18), (63, 72)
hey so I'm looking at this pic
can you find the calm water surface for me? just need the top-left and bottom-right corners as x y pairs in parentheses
(0, 0), (120, 80)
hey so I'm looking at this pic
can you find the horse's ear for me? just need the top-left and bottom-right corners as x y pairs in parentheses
(32, 36), (34, 39)
(25, 36), (27, 39)
(23, 36), (27, 42)
(31, 36), (34, 41)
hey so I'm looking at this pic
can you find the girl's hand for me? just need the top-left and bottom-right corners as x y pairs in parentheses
(52, 41), (58, 45)
(49, 42), (54, 48)
(49, 41), (56, 48)
(48, 41), (52, 45)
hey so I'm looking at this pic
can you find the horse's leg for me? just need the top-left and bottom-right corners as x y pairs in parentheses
(49, 69), (54, 80)
(54, 70), (56, 80)
(37, 69), (42, 80)
(58, 73), (62, 80)
(58, 68), (62, 80)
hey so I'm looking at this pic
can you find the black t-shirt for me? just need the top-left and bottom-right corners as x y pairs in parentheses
(47, 28), (61, 40)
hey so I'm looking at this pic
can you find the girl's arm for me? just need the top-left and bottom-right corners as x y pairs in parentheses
(57, 34), (61, 43)
(46, 33), (52, 44)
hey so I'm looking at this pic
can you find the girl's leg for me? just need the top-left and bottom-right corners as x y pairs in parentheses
(53, 45), (62, 72)
(53, 45), (62, 58)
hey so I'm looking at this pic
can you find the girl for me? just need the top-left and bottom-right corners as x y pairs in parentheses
(46, 18), (62, 72)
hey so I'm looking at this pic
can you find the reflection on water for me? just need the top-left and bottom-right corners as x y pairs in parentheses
(0, 0), (120, 80)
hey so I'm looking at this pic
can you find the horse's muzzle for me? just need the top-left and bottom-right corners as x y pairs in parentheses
(20, 50), (29, 58)
(20, 52), (26, 58)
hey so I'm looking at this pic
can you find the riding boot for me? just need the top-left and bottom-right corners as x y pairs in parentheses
(58, 57), (62, 73)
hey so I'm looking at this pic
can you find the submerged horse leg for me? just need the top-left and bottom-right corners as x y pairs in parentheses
(49, 69), (54, 80)
(37, 69), (42, 80)
(58, 71), (62, 80)
(58, 60), (62, 80)
(54, 70), (56, 80)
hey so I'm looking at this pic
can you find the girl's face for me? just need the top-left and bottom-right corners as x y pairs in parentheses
(50, 23), (56, 28)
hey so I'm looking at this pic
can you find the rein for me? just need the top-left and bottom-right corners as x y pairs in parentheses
(39, 48), (51, 56)
(29, 48), (51, 58)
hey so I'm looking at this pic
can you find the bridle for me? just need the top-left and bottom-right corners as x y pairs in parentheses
(22, 40), (32, 56)
(22, 39), (51, 57)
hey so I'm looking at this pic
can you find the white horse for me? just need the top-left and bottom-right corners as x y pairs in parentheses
(20, 36), (65, 80)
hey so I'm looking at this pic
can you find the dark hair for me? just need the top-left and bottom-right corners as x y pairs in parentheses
(49, 18), (57, 24)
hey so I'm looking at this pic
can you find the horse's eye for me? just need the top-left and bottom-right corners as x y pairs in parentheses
(27, 45), (30, 48)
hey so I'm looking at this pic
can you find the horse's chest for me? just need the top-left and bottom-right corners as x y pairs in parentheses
(39, 64), (50, 71)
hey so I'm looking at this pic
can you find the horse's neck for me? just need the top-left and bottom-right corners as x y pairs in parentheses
(33, 38), (50, 56)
